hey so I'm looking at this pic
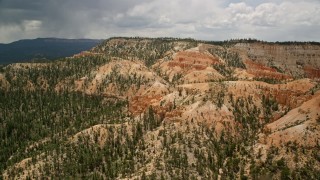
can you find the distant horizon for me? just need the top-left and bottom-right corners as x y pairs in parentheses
(2, 36), (320, 45)
(0, 37), (104, 44)
(1, 0), (319, 43)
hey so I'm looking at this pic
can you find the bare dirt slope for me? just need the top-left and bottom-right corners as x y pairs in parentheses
(262, 91), (320, 147)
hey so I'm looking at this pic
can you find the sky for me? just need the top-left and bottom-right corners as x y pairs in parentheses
(0, 0), (319, 43)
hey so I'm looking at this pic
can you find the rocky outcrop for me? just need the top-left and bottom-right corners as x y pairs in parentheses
(234, 42), (320, 78)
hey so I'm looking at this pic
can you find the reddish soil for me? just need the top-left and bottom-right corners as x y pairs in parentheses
(168, 51), (220, 71)
(303, 66), (320, 78)
(262, 92), (320, 147)
(245, 60), (291, 80)
(129, 95), (163, 115)
(245, 60), (278, 72)
(129, 94), (184, 123)
(255, 82), (312, 109)
(165, 108), (183, 119)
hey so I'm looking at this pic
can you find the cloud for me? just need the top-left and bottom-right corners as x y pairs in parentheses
(0, 0), (319, 43)
(23, 20), (42, 31)
(224, 1), (320, 27)
(200, 1), (320, 41)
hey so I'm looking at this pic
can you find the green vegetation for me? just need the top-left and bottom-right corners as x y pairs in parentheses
(209, 47), (246, 69)
(213, 64), (234, 79)
(0, 89), (127, 173)
(261, 94), (279, 122)
(253, 77), (283, 84)
(94, 37), (197, 67)
(205, 38), (320, 46)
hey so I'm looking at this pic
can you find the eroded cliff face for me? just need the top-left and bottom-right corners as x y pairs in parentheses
(1, 38), (320, 179)
(234, 42), (320, 78)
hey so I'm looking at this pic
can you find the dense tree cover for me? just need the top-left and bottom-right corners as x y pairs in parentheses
(208, 47), (246, 69)
(205, 38), (320, 46)
(0, 88), (127, 174)
(253, 77), (284, 84)
(0, 54), (123, 175)
(4, 55), (110, 87)
(93, 38), (197, 67)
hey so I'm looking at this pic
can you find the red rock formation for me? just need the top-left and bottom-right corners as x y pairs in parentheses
(304, 66), (320, 78)
(245, 60), (291, 80)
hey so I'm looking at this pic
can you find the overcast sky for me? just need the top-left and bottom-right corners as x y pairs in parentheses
(0, 0), (319, 43)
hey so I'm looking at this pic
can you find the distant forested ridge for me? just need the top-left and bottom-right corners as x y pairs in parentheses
(0, 38), (103, 64)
